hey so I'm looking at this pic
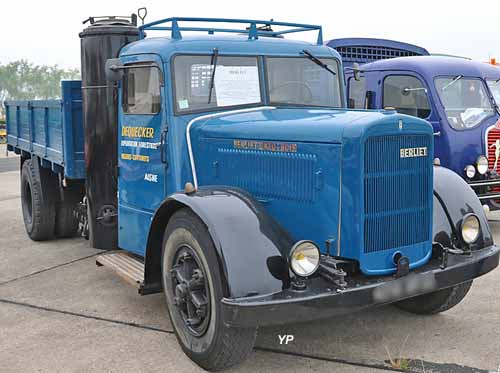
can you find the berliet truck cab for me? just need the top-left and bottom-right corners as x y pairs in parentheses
(344, 55), (500, 209)
(5, 16), (500, 371)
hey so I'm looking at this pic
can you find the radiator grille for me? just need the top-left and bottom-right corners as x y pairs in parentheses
(487, 125), (500, 202)
(364, 135), (432, 253)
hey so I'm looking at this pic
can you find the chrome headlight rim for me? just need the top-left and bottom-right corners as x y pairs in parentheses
(477, 156), (488, 175)
(461, 213), (481, 244)
(465, 164), (476, 179)
(289, 240), (320, 278)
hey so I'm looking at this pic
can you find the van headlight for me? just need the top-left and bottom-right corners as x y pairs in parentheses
(289, 240), (320, 277)
(465, 165), (476, 179)
(461, 214), (480, 244)
(477, 156), (488, 175)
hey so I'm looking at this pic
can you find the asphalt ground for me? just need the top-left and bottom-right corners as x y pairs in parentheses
(1, 149), (499, 373)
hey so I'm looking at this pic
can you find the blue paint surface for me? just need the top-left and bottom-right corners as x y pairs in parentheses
(5, 80), (85, 179)
(115, 29), (435, 274)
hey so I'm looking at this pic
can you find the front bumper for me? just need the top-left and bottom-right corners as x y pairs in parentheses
(467, 178), (500, 201)
(221, 245), (499, 327)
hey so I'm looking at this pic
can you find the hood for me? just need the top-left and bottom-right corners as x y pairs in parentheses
(189, 107), (425, 144)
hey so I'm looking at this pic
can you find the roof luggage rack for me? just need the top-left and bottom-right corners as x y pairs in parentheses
(138, 17), (323, 44)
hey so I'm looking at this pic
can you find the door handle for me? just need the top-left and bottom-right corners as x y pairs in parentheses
(160, 128), (168, 164)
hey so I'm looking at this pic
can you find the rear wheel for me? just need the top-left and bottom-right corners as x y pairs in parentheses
(55, 201), (79, 238)
(395, 281), (473, 315)
(21, 159), (56, 241)
(162, 208), (256, 371)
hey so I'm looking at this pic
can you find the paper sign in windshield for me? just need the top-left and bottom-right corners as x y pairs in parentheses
(214, 66), (261, 107)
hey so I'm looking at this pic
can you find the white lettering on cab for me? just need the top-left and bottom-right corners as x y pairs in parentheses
(144, 173), (158, 183)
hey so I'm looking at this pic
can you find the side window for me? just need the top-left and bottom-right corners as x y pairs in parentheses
(123, 65), (161, 115)
(383, 75), (431, 118)
(348, 77), (366, 109)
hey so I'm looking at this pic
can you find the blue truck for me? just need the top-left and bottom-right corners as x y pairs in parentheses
(5, 14), (500, 371)
(330, 38), (500, 209)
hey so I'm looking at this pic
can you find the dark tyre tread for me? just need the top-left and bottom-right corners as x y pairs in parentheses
(55, 203), (78, 238)
(395, 281), (473, 315)
(21, 159), (56, 241)
(163, 208), (257, 371)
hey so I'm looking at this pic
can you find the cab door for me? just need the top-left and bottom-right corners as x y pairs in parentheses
(117, 54), (168, 255)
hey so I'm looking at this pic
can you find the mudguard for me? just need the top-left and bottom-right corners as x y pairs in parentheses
(145, 187), (294, 298)
(433, 166), (493, 249)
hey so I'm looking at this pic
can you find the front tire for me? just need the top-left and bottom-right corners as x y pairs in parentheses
(395, 281), (473, 315)
(162, 208), (256, 371)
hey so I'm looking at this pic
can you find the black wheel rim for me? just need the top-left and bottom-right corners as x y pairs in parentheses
(22, 180), (33, 225)
(170, 244), (211, 337)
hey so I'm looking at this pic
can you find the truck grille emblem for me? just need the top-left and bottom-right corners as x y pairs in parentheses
(399, 147), (427, 158)
(489, 139), (500, 171)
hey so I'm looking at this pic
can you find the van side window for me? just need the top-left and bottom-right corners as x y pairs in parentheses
(383, 75), (431, 118)
(348, 77), (366, 109)
(123, 66), (161, 115)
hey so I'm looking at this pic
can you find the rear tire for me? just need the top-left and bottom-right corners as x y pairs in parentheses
(21, 159), (56, 241)
(55, 202), (78, 238)
(395, 281), (473, 315)
(162, 208), (257, 371)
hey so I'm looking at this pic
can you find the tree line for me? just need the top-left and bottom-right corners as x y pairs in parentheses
(0, 60), (80, 119)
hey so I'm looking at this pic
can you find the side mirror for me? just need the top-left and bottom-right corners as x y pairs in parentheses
(353, 62), (361, 82)
(105, 58), (125, 82)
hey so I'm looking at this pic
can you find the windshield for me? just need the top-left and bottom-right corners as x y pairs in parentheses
(172, 54), (343, 114)
(487, 79), (500, 107)
(266, 57), (342, 108)
(435, 77), (494, 130)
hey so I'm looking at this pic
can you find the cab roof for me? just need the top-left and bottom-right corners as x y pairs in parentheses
(120, 34), (340, 61)
(360, 56), (500, 80)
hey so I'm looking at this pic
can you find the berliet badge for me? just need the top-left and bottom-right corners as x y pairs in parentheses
(490, 139), (500, 171)
(400, 147), (428, 158)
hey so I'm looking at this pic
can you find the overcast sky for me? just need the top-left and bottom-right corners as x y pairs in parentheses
(1, 0), (499, 69)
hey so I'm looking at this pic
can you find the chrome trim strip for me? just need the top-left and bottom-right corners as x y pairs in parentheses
(478, 193), (500, 200)
(186, 106), (276, 189)
(485, 123), (497, 162)
(468, 180), (500, 187)
(337, 145), (343, 256)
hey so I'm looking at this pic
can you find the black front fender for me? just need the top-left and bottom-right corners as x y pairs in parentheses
(433, 166), (493, 249)
(148, 187), (294, 298)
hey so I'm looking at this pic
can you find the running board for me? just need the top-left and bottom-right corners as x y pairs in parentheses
(96, 251), (144, 289)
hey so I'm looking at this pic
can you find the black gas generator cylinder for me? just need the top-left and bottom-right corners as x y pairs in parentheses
(79, 16), (139, 249)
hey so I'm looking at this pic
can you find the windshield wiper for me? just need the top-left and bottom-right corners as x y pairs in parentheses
(302, 50), (336, 76)
(442, 75), (462, 91)
(208, 48), (219, 104)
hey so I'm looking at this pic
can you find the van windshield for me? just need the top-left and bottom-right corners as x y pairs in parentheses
(486, 79), (500, 107)
(435, 77), (494, 130)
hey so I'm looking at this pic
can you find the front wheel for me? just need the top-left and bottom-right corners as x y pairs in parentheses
(162, 208), (257, 371)
(394, 281), (473, 315)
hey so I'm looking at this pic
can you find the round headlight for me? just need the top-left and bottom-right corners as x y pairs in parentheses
(465, 165), (476, 179)
(461, 214), (480, 244)
(289, 240), (320, 277)
(477, 156), (488, 175)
